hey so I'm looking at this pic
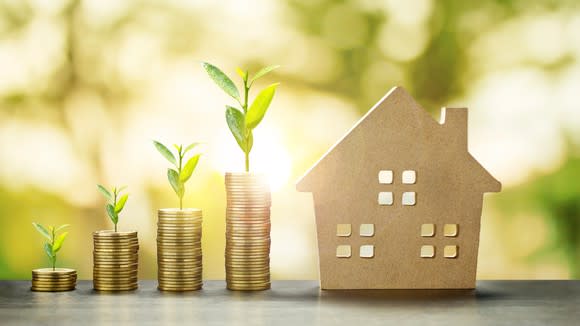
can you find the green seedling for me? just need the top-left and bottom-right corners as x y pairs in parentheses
(97, 185), (129, 232)
(32, 222), (69, 270)
(153, 141), (201, 210)
(202, 62), (280, 172)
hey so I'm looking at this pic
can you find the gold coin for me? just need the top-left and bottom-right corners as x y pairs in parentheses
(94, 286), (138, 291)
(157, 224), (201, 229)
(158, 277), (202, 283)
(32, 268), (76, 275)
(31, 286), (75, 292)
(226, 284), (270, 290)
(31, 277), (77, 282)
(93, 230), (137, 237)
(158, 285), (202, 291)
(32, 278), (76, 283)
(157, 215), (202, 221)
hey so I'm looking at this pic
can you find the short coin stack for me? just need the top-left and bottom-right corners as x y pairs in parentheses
(225, 172), (271, 291)
(157, 208), (203, 291)
(31, 268), (77, 292)
(93, 230), (139, 291)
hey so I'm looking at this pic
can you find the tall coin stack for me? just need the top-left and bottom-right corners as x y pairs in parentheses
(93, 230), (139, 291)
(225, 172), (271, 291)
(31, 268), (77, 292)
(157, 208), (203, 291)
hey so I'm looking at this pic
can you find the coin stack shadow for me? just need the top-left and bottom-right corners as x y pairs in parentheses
(225, 172), (271, 291)
(157, 208), (203, 291)
(93, 230), (139, 291)
(31, 268), (77, 292)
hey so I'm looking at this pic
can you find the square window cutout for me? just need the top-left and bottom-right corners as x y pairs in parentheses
(359, 245), (374, 258)
(421, 224), (435, 237)
(378, 170), (393, 184)
(444, 224), (458, 237)
(444, 245), (458, 258)
(336, 245), (351, 258)
(378, 192), (393, 205)
(402, 192), (416, 206)
(402, 170), (416, 184)
(420, 245), (435, 258)
(360, 224), (375, 237)
(336, 224), (351, 237)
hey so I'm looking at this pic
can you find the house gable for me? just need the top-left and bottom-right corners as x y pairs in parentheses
(296, 86), (501, 194)
(296, 86), (439, 192)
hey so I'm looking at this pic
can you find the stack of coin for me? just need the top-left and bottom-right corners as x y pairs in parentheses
(225, 172), (271, 291)
(31, 268), (77, 292)
(157, 208), (203, 291)
(93, 230), (139, 291)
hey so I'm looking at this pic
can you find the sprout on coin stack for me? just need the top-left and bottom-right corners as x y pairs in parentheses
(202, 62), (278, 290)
(93, 184), (139, 292)
(153, 141), (204, 291)
(31, 222), (76, 292)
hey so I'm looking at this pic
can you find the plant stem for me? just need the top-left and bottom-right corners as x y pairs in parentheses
(179, 148), (183, 209)
(51, 228), (56, 271)
(243, 77), (250, 172)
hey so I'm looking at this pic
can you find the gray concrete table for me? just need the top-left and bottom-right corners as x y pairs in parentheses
(0, 280), (578, 325)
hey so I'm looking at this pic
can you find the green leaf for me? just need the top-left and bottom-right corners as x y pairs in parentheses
(44, 243), (53, 259)
(225, 106), (246, 152)
(236, 67), (248, 82)
(55, 224), (70, 233)
(245, 83), (279, 130)
(117, 185), (128, 193)
(167, 169), (181, 196)
(250, 65), (280, 84)
(97, 184), (112, 201)
(183, 142), (200, 155)
(52, 232), (68, 253)
(153, 140), (177, 166)
(247, 130), (254, 153)
(115, 194), (129, 214)
(201, 62), (240, 101)
(180, 154), (201, 182)
(32, 222), (52, 242)
(106, 204), (118, 224)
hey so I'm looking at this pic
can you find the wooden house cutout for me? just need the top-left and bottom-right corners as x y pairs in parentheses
(296, 86), (501, 289)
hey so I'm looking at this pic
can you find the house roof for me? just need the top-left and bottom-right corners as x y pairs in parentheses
(296, 86), (501, 193)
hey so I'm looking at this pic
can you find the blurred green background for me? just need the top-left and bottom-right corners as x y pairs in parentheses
(1, 0), (579, 280)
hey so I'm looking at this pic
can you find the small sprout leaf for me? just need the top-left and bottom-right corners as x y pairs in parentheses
(44, 243), (53, 259)
(250, 65), (280, 84)
(32, 222), (52, 242)
(201, 62), (240, 101)
(183, 142), (201, 154)
(236, 67), (248, 82)
(167, 169), (181, 196)
(52, 232), (68, 253)
(180, 154), (201, 182)
(153, 141), (177, 166)
(245, 83), (279, 130)
(55, 224), (70, 233)
(115, 194), (129, 214)
(97, 185), (112, 201)
(106, 204), (117, 224)
(225, 106), (246, 151)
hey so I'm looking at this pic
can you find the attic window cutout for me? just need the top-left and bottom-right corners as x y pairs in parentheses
(337, 224), (352, 237)
(444, 245), (458, 258)
(378, 192), (393, 205)
(402, 170), (416, 184)
(359, 245), (374, 258)
(402, 192), (416, 206)
(444, 224), (458, 237)
(420, 224), (435, 237)
(420, 245), (435, 258)
(378, 170), (393, 184)
(360, 224), (375, 237)
(336, 245), (351, 258)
